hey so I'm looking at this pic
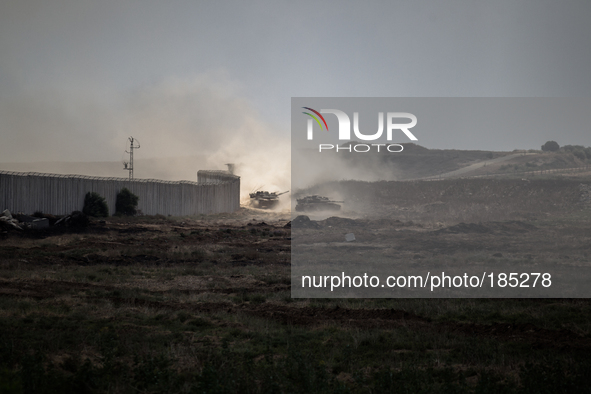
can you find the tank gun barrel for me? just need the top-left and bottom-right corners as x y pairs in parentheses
(295, 194), (343, 212)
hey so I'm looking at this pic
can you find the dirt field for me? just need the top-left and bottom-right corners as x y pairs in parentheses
(2, 176), (591, 392)
(292, 177), (591, 298)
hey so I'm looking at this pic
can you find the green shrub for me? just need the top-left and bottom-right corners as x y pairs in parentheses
(573, 149), (587, 161)
(69, 211), (90, 227)
(115, 188), (139, 216)
(82, 192), (109, 217)
(542, 140), (560, 152)
(562, 144), (585, 152)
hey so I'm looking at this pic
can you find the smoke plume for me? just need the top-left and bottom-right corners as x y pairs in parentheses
(0, 72), (291, 202)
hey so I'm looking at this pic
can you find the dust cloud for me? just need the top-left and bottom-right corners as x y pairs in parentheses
(0, 72), (290, 201)
(292, 147), (402, 192)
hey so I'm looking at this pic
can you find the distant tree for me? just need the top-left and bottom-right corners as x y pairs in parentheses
(115, 188), (139, 216)
(82, 192), (109, 217)
(541, 141), (560, 152)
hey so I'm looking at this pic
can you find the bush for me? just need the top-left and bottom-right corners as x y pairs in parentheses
(69, 211), (89, 227)
(115, 188), (139, 216)
(82, 192), (109, 217)
(562, 144), (585, 152)
(573, 149), (587, 161)
(541, 141), (560, 152)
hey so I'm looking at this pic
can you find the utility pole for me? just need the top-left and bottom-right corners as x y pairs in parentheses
(123, 137), (140, 181)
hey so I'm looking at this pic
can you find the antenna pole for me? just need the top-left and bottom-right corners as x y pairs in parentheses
(130, 137), (134, 181)
(124, 137), (140, 181)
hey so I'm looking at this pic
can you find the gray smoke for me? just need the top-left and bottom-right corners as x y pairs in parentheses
(0, 72), (290, 199)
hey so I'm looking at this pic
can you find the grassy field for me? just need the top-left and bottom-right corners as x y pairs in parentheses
(2, 176), (591, 393)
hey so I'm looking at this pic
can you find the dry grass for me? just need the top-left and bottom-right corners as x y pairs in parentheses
(1, 181), (591, 392)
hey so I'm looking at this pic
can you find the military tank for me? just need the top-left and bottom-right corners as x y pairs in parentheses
(295, 195), (344, 212)
(249, 191), (289, 209)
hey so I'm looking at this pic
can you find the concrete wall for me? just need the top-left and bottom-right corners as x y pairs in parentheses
(0, 170), (240, 216)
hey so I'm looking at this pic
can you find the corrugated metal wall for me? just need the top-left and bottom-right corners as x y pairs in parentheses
(0, 170), (240, 216)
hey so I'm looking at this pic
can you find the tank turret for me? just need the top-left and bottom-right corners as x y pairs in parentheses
(249, 190), (289, 209)
(295, 195), (344, 212)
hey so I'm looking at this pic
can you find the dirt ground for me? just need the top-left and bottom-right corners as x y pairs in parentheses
(2, 177), (591, 392)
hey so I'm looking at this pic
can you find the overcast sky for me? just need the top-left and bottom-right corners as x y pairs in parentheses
(1, 0), (591, 163)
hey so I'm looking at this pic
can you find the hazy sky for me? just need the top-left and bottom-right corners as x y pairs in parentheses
(1, 0), (591, 163)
